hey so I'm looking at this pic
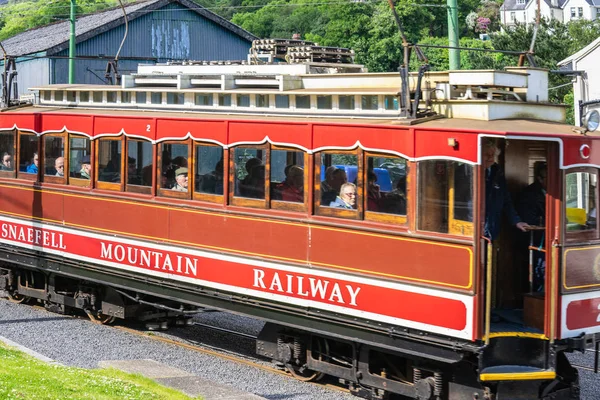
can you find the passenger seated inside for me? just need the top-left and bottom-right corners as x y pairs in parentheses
(54, 157), (64, 177)
(321, 167), (347, 206)
(172, 168), (188, 192)
(281, 165), (304, 203)
(1, 152), (12, 171)
(26, 152), (39, 174)
(127, 157), (143, 185)
(238, 158), (264, 199)
(367, 171), (381, 211)
(79, 156), (91, 179)
(330, 182), (356, 209)
(272, 164), (293, 200)
(380, 176), (407, 215)
(198, 159), (224, 195)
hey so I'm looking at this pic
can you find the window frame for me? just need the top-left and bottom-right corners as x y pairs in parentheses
(0, 129), (17, 179)
(270, 146), (309, 213)
(95, 136), (125, 191)
(229, 144), (270, 209)
(17, 131), (40, 182)
(42, 132), (67, 185)
(192, 142), (226, 204)
(363, 151), (408, 226)
(158, 139), (192, 200)
(125, 138), (153, 195)
(69, 133), (92, 188)
(564, 167), (599, 243)
(314, 149), (362, 220)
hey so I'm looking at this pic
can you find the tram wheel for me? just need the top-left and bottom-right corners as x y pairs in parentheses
(7, 292), (30, 304)
(86, 310), (116, 325)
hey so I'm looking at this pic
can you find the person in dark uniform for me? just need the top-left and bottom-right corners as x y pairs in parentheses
(483, 139), (530, 241)
(518, 162), (547, 292)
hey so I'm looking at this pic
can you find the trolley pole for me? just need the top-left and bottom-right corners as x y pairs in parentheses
(447, 0), (460, 70)
(69, 0), (76, 83)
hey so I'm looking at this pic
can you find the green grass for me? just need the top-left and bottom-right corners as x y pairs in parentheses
(0, 342), (200, 400)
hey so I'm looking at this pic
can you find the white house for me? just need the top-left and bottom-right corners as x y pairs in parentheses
(558, 36), (600, 126)
(500, 0), (600, 26)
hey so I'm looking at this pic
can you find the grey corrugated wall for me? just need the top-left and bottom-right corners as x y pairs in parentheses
(52, 3), (252, 84)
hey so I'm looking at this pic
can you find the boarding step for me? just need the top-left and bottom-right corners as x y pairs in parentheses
(480, 365), (556, 382)
(479, 334), (555, 382)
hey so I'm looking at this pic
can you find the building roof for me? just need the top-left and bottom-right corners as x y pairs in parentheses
(501, 0), (566, 11)
(2, 0), (257, 57)
(558, 36), (600, 67)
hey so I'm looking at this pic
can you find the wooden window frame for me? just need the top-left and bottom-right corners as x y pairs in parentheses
(0, 129), (17, 179)
(270, 146), (308, 213)
(69, 133), (92, 188)
(158, 139), (192, 200)
(229, 144), (270, 209)
(564, 167), (600, 243)
(192, 142), (226, 204)
(314, 149), (362, 220)
(125, 138), (153, 195)
(95, 136), (124, 191)
(42, 132), (67, 185)
(17, 131), (40, 182)
(363, 152), (408, 225)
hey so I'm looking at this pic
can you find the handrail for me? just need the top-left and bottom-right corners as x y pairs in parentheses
(483, 236), (493, 345)
(550, 240), (558, 344)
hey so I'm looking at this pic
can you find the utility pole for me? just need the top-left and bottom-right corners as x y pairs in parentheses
(447, 0), (460, 70)
(69, 0), (76, 83)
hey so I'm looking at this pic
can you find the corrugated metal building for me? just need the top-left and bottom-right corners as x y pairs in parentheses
(1, 0), (257, 95)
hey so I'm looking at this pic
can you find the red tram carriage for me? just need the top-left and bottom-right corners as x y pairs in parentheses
(0, 53), (599, 399)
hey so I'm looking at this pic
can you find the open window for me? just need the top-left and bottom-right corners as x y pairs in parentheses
(315, 150), (361, 219)
(229, 145), (269, 208)
(270, 147), (307, 212)
(18, 132), (39, 181)
(0, 129), (16, 178)
(418, 160), (473, 236)
(193, 143), (225, 203)
(565, 168), (599, 241)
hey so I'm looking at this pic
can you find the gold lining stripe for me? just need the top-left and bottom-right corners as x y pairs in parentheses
(483, 332), (548, 340)
(480, 371), (556, 381)
(562, 246), (600, 290)
(0, 183), (473, 289)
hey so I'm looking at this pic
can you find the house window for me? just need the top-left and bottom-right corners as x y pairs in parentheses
(578, 7), (583, 17)
(523, 11), (526, 20)
(596, 8), (600, 19)
(516, 0), (525, 4)
(571, 7), (576, 19)
(510, 12), (516, 22)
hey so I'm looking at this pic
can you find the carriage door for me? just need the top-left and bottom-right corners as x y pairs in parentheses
(479, 139), (558, 383)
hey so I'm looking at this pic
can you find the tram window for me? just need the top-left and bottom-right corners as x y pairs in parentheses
(80, 91), (90, 102)
(69, 135), (91, 181)
(362, 95), (378, 110)
(219, 94), (232, 107)
(107, 92), (117, 103)
(93, 92), (103, 103)
(19, 134), (39, 175)
(339, 95), (355, 110)
(160, 143), (188, 191)
(256, 94), (269, 108)
(237, 94), (250, 107)
(366, 156), (407, 216)
(136, 92), (147, 104)
(66, 91), (76, 102)
(127, 139), (152, 188)
(97, 138), (122, 184)
(43, 91), (51, 101)
(271, 150), (304, 203)
(275, 95), (289, 108)
(317, 95), (332, 110)
(384, 95), (399, 111)
(151, 92), (162, 105)
(54, 91), (64, 102)
(296, 95), (310, 109)
(565, 170), (599, 239)
(319, 152), (358, 208)
(234, 147), (265, 199)
(418, 160), (473, 236)
(167, 93), (184, 105)
(44, 136), (64, 178)
(121, 92), (131, 103)
(195, 144), (223, 195)
(195, 94), (213, 106)
(0, 131), (15, 174)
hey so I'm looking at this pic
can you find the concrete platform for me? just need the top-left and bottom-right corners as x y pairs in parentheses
(99, 359), (267, 400)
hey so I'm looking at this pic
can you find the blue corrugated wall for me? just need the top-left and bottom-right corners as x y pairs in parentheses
(53, 3), (252, 84)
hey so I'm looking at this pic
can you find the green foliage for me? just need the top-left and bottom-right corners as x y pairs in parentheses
(0, 342), (197, 400)
(563, 90), (575, 126)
